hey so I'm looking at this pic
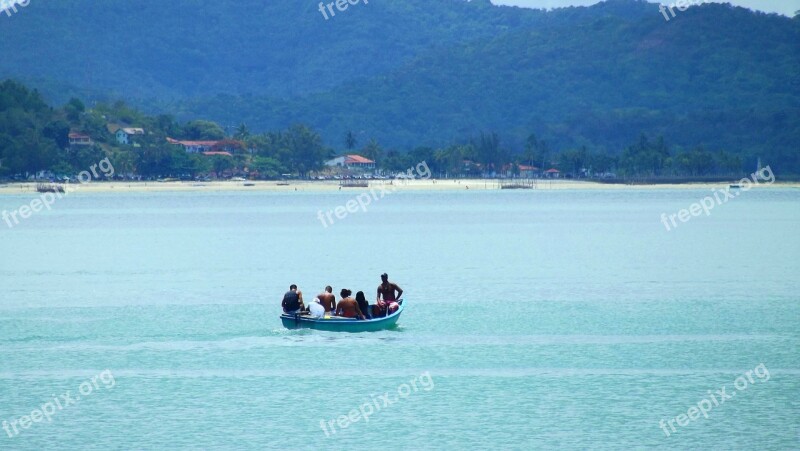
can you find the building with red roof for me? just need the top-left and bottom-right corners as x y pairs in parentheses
(325, 154), (376, 170)
(518, 164), (540, 178)
(545, 168), (561, 178)
(68, 132), (92, 146)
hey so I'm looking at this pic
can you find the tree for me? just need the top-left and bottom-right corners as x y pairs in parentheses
(587, 152), (616, 176)
(618, 135), (670, 177)
(64, 98), (85, 123)
(523, 133), (539, 166)
(538, 140), (551, 169)
(251, 156), (284, 179)
(674, 147), (715, 176)
(136, 145), (174, 176)
(42, 120), (70, 150)
(345, 131), (357, 150)
(473, 132), (508, 176)
(183, 120), (226, 140)
(409, 146), (438, 174)
(107, 100), (140, 125)
(380, 149), (411, 171)
(235, 123), (250, 141)
(246, 132), (279, 157)
(3, 129), (61, 174)
(68, 145), (106, 173)
(283, 124), (328, 176)
(434, 144), (470, 176)
(557, 147), (588, 177)
(108, 149), (137, 176)
(715, 150), (742, 174)
(362, 138), (383, 165)
(82, 114), (110, 144)
(211, 154), (233, 176)
(155, 114), (181, 137)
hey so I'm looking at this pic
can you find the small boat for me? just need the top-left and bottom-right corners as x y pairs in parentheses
(280, 300), (404, 332)
(730, 184), (741, 189)
(36, 182), (65, 193)
(340, 180), (369, 188)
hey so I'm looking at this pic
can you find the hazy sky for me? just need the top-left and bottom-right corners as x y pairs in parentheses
(492, 0), (800, 16)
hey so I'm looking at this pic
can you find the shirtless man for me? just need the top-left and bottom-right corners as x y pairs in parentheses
(335, 289), (365, 319)
(317, 286), (336, 313)
(376, 273), (403, 303)
(376, 273), (403, 316)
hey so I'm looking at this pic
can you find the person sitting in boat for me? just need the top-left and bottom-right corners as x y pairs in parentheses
(335, 289), (365, 320)
(308, 298), (325, 318)
(375, 273), (402, 316)
(355, 291), (371, 319)
(317, 286), (336, 313)
(282, 284), (304, 315)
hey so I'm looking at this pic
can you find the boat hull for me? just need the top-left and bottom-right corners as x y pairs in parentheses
(280, 301), (403, 332)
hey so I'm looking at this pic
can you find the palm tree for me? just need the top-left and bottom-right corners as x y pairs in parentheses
(524, 133), (539, 166)
(475, 131), (502, 176)
(362, 138), (383, 164)
(284, 124), (327, 177)
(235, 123), (250, 141)
(435, 144), (467, 177)
(345, 131), (357, 151)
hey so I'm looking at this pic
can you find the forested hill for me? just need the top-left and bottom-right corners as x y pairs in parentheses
(0, 0), (546, 99)
(1, 0), (798, 165)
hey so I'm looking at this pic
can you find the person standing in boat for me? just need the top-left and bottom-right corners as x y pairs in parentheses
(282, 284), (304, 314)
(376, 273), (402, 316)
(335, 289), (366, 320)
(317, 286), (336, 313)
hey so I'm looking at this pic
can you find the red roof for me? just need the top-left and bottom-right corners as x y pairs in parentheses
(167, 137), (220, 147)
(519, 164), (539, 171)
(345, 154), (374, 164)
(69, 132), (90, 139)
(202, 151), (233, 157)
(545, 168), (560, 173)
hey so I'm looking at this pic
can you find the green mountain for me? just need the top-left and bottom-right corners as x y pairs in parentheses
(0, 0), (798, 171)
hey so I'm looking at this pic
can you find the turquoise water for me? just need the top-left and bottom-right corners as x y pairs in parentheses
(1, 188), (798, 449)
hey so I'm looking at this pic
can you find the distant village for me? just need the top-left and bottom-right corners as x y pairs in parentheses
(60, 124), (563, 182)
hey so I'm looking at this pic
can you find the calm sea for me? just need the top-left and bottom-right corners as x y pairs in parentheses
(1, 187), (798, 449)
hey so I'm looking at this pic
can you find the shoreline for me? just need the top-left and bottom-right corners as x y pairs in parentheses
(0, 179), (797, 194)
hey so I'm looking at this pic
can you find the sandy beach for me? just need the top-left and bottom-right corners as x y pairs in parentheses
(0, 179), (797, 194)
(1, 179), (798, 194)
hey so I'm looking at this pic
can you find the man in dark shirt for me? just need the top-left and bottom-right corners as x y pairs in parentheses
(282, 284), (304, 314)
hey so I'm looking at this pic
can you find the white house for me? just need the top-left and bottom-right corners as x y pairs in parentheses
(167, 137), (220, 153)
(68, 132), (92, 146)
(325, 154), (376, 170)
(518, 164), (540, 178)
(115, 127), (144, 145)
